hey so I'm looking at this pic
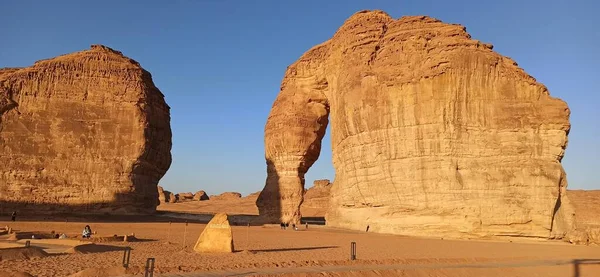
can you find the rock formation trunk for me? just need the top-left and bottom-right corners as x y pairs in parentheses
(256, 45), (331, 224)
(259, 10), (575, 239)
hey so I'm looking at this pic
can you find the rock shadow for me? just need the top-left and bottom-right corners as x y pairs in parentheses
(68, 244), (130, 254)
(249, 246), (338, 253)
(255, 158), (282, 225)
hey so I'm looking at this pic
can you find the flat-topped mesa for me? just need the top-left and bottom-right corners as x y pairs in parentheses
(257, 10), (574, 240)
(0, 45), (172, 214)
(312, 179), (331, 189)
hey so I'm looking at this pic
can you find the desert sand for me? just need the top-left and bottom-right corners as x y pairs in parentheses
(0, 210), (598, 277)
(156, 192), (326, 220)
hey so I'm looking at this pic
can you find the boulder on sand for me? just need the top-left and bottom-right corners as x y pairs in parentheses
(193, 190), (209, 201)
(193, 213), (234, 253)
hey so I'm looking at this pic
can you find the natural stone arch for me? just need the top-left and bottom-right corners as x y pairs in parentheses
(257, 10), (574, 240)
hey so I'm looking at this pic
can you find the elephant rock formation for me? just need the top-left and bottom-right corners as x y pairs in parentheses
(257, 11), (574, 239)
(0, 45), (172, 214)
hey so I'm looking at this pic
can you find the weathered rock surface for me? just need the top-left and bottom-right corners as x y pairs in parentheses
(211, 192), (242, 201)
(193, 190), (209, 201)
(193, 213), (234, 253)
(257, 10), (574, 239)
(0, 45), (172, 214)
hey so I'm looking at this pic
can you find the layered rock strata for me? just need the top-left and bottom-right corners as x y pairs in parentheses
(257, 10), (573, 239)
(0, 45), (172, 214)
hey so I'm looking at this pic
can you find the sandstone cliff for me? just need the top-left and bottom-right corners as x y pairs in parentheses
(257, 10), (574, 240)
(0, 45), (172, 214)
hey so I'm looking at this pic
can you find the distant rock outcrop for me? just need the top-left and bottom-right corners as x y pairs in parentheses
(167, 192), (177, 203)
(312, 179), (331, 188)
(257, 10), (574, 240)
(193, 190), (209, 201)
(0, 45), (172, 214)
(157, 186), (167, 204)
(211, 192), (242, 201)
(566, 190), (600, 245)
(302, 180), (332, 216)
(177, 192), (194, 201)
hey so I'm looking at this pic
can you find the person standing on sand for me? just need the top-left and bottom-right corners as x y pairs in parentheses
(11, 211), (16, 221)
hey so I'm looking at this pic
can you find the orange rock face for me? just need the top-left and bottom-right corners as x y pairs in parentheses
(0, 45), (172, 214)
(258, 11), (573, 239)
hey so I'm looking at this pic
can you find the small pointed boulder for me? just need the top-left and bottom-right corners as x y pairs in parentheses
(193, 213), (234, 253)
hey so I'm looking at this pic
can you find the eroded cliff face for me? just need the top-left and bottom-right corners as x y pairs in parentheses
(0, 45), (172, 214)
(258, 11), (574, 239)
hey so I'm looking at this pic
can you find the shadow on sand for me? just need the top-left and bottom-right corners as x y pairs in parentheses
(572, 259), (600, 277)
(69, 244), (131, 254)
(239, 246), (338, 253)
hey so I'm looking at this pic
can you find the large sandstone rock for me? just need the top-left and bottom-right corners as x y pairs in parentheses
(193, 190), (209, 201)
(193, 213), (234, 253)
(257, 11), (574, 240)
(0, 45), (172, 214)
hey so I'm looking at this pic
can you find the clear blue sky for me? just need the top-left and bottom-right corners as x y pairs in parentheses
(1, 1), (598, 195)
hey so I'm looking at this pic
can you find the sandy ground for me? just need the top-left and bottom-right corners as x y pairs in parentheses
(156, 196), (325, 218)
(0, 215), (599, 277)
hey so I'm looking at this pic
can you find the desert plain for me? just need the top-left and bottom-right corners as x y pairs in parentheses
(0, 190), (599, 277)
